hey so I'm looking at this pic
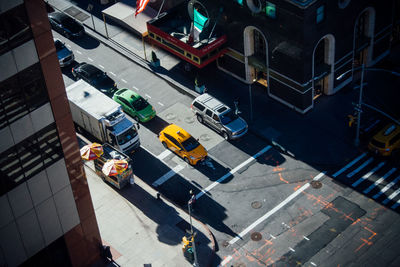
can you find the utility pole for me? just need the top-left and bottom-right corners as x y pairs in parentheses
(188, 191), (199, 266)
(354, 63), (365, 147)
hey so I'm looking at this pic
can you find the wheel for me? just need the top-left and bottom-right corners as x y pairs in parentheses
(184, 157), (191, 165)
(222, 131), (229, 140)
(197, 114), (203, 124)
(162, 141), (168, 149)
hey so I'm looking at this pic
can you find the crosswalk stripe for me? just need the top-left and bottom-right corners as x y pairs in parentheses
(373, 174), (400, 199)
(157, 150), (172, 160)
(152, 165), (185, 187)
(352, 162), (385, 187)
(363, 168), (397, 194)
(392, 200), (400, 210)
(332, 153), (366, 177)
(382, 187), (400, 205)
(347, 157), (374, 178)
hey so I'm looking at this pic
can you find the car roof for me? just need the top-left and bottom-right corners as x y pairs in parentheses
(373, 123), (400, 143)
(162, 124), (191, 143)
(78, 63), (102, 75)
(194, 93), (229, 114)
(115, 88), (140, 101)
(49, 12), (69, 21)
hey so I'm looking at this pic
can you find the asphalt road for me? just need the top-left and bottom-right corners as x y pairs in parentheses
(54, 31), (400, 267)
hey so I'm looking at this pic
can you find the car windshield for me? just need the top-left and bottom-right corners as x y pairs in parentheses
(61, 16), (77, 28)
(117, 128), (137, 145)
(220, 110), (238, 125)
(54, 40), (64, 51)
(181, 136), (200, 152)
(131, 97), (148, 111)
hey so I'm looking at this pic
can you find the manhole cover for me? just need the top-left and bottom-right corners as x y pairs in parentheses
(233, 263), (246, 267)
(251, 201), (262, 209)
(250, 232), (262, 241)
(184, 117), (194, 123)
(165, 113), (176, 120)
(311, 180), (322, 189)
(221, 240), (229, 247)
(199, 134), (211, 141)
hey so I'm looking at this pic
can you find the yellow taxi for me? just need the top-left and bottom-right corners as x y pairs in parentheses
(368, 122), (400, 157)
(159, 124), (207, 165)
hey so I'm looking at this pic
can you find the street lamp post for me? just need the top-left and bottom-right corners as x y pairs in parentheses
(248, 82), (253, 122)
(337, 65), (400, 146)
(188, 192), (199, 266)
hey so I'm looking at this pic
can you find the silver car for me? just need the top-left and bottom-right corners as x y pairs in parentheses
(191, 93), (248, 140)
(54, 39), (74, 67)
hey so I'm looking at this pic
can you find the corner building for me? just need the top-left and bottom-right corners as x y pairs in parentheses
(0, 0), (102, 266)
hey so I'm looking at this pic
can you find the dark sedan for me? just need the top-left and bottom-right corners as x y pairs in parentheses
(72, 63), (117, 96)
(48, 12), (84, 38)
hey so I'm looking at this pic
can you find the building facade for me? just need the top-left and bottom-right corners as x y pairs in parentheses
(0, 0), (102, 266)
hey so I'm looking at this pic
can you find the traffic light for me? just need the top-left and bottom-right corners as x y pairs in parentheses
(348, 114), (356, 127)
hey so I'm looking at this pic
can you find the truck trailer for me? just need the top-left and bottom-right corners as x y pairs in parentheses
(66, 80), (140, 154)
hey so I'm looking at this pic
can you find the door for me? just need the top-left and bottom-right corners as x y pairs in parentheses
(204, 109), (219, 132)
(119, 97), (135, 117)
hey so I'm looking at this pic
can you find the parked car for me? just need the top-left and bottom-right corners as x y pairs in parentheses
(72, 63), (117, 96)
(113, 88), (156, 122)
(158, 124), (207, 165)
(191, 94), (248, 140)
(54, 38), (74, 67)
(368, 122), (400, 157)
(48, 12), (84, 38)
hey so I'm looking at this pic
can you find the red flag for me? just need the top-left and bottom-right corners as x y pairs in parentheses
(135, 0), (150, 17)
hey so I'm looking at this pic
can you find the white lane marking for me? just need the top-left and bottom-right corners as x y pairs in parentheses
(311, 262), (317, 266)
(109, 72), (116, 76)
(391, 199), (400, 209)
(303, 236), (310, 241)
(373, 175), (400, 199)
(133, 86), (139, 91)
(76, 50), (82, 55)
(157, 150), (172, 160)
(121, 79), (127, 83)
(289, 247), (295, 252)
(352, 162), (385, 187)
(158, 102), (164, 106)
(196, 145), (271, 199)
(87, 57), (94, 62)
(364, 168), (397, 194)
(383, 187), (400, 205)
(228, 172), (325, 245)
(152, 165), (184, 187)
(66, 44), (71, 48)
(99, 64), (105, 69)
(346, 157), (373, 178)
(219, 255), (232, 266)
(270, 234), (276, 239)
(145, 94), (151, 99)
(332, 153), (366, 177)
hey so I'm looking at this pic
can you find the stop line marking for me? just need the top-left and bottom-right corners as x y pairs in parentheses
(152, 164), (184, 187)
(196, 145), (271, 199)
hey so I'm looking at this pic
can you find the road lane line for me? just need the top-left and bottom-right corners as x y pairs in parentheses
(303, 236), (309, 241)
(364, 168), (397, 194)
(158, 102), (164, 106)
(391, 199), (400, 209)
(88, 57), (94, 62)
(121, 79), (127, 83)
(133, 86), (139, 91)
(382, 187), (400, 205)
(310, 262), (317, 266)
(228, 172), (325, 245)
(157, 150), (172, 160)
(152, 165), (184, 187)
(76, 50), (82, 54)
(352, 162), (385, 187)
(66, 44), (71, 48)
(346, 157), (373, 178)
(270, 234), (276, 239)
(332, 153), (366, 177)
(289, 247), (295, 252)
(99, 64), (105, 69)
(196, 145), (271, 199)
(220, 256), (232, 266)
(145, 94), (151, 99)
(373, 175), (400, 199)
(109, 72), (116, 76)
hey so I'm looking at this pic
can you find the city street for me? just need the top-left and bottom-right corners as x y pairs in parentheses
(54, 29), (400, 267)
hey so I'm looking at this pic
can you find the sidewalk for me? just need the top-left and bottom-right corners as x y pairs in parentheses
(84, 162), (215, 267)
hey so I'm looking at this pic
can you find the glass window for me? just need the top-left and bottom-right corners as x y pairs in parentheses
(193, 101), (205, 111)
(205, 109), (212, 117)
(265, 2), (276, 19)
(235, 0), (243, 5)
(37, 124), (63, 168)
(181, 137), (200, 152)
(316, 5), (325, 24)
(212, 113), (219, 121)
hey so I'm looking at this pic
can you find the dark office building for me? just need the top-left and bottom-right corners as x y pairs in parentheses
(148, 0), (396, 113)
(0, 0), (102, 266)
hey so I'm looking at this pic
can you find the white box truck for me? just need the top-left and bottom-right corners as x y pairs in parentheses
(66, 80), (140, 154)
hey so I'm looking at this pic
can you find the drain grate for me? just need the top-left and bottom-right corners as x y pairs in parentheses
(251, 201), (262, 209)
(64, 6), (89, 22)
(250, 232), (262, 241)
(311, 180), (322, 189)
